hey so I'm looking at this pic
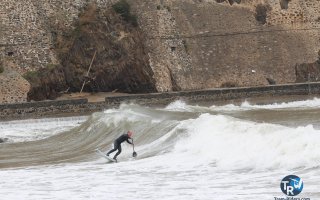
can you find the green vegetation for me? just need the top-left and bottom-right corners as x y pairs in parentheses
(220, 81), (238, 88)
(0, 62), (3, 73)
(46, 63), (59, 70)
(23, 71), (39, 80)
(182, 39), (189, 54)
(112, 0), (138, 27)
(78, 4), (97, 26)
(164, 5), (171, 12)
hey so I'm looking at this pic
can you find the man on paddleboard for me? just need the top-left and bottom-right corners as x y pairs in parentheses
(106, 131), (133, 161)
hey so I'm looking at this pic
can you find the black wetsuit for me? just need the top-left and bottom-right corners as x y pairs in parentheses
(107, 134), (132, 159)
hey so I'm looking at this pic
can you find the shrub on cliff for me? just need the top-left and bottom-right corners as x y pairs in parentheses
(23, 71), (39, 80)
(0, 63), (4, 74)
(220, 81), (238, 88)
(112, 0), (138, 27)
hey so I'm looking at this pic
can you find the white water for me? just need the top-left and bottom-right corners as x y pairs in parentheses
(211, 97), (320, 111)
(1, 99), (320, 199)
(0, 116), (87, 142)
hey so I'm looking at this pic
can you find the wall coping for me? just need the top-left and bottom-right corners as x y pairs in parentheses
(0, 98), (88, 109)
(105, 82), (320, 102)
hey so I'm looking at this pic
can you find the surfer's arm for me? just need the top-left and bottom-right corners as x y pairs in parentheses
(126, 138), (133, 144)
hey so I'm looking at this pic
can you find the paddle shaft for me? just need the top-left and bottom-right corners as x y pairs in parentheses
(132, 138), (135, 151)
(131, 138), (137, 157)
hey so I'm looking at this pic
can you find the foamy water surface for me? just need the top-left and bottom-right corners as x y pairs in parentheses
(1, 99), (320, 200)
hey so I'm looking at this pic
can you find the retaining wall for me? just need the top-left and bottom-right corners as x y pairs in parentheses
(0, 99), (108, 120)
(105, 82), (320, 105)
(1, 82), (320, 120)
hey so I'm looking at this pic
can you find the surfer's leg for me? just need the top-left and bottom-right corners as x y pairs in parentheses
(113, 145), (122, 160)
(107, 142), (118, 156)
(106, 149), (116, 156)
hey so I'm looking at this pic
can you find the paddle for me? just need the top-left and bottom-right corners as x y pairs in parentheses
(132, 139), (137, 157)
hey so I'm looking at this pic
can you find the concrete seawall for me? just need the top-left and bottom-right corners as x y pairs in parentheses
(1, 82), (320, 120)
(105, 82), (320, 105)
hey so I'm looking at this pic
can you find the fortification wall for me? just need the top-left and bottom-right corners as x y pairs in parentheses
(0, 65), (30, 103)
(133, 0), (320, 91)
(0, 0), (319, 103)
(0, 0), (117, 73)
(0, 0), (114, 103)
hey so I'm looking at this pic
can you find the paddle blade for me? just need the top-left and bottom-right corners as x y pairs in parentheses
(132, 152), (137, 157)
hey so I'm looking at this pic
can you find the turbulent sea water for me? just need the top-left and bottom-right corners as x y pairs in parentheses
(1, 98), (320, 200)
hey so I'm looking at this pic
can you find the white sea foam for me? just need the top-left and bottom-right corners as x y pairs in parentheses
(171, 114), (320, 170)
(0, 116), (86, 142)
(211, 98), (320, 111)
(1, 101), (320, 200)
(165, 100), (191, 111)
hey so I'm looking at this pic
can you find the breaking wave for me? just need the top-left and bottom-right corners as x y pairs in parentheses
(1, 100), (320, 171)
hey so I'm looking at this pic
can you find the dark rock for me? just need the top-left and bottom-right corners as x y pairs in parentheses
(220, 81), (238, 88)
(266, 77), (276, 85)
(216, 0), (241, 4)
(0, 138), (8, 143)
(26, 65), (68, 101)
(255, 4), (272, 25)
(295, 61), (320, 83)
(280, 0), (291, 10)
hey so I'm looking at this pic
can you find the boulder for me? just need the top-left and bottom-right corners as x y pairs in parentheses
(295, 61), (320, 83)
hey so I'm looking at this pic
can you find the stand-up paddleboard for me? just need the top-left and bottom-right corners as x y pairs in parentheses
(95, 149), (117, 163)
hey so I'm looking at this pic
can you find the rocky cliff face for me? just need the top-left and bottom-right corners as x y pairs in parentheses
(26, 3), (156, 101)
(59, 4), (155, 93)
(0, 0), (319, 102)
(295, 50), (320, 83)
(295, 61), (320, 83)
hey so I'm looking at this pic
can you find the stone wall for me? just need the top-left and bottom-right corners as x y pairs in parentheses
(105, 82), (320, 105)
(0, 0), (115, 73)
(0, 0), (319, 103)
(132, 0), (320, 90)
(0, 0), (115, 103)
(0, 64), (30, 103)
(0, 98), (108, 120)
(1, 82), (320, 120)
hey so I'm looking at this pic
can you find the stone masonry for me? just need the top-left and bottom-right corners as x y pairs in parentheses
(0, 0), (319, 103)
(0, 0), (115, 103)
(131, 0), (320, 90)
(0, 0), (119, 73)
